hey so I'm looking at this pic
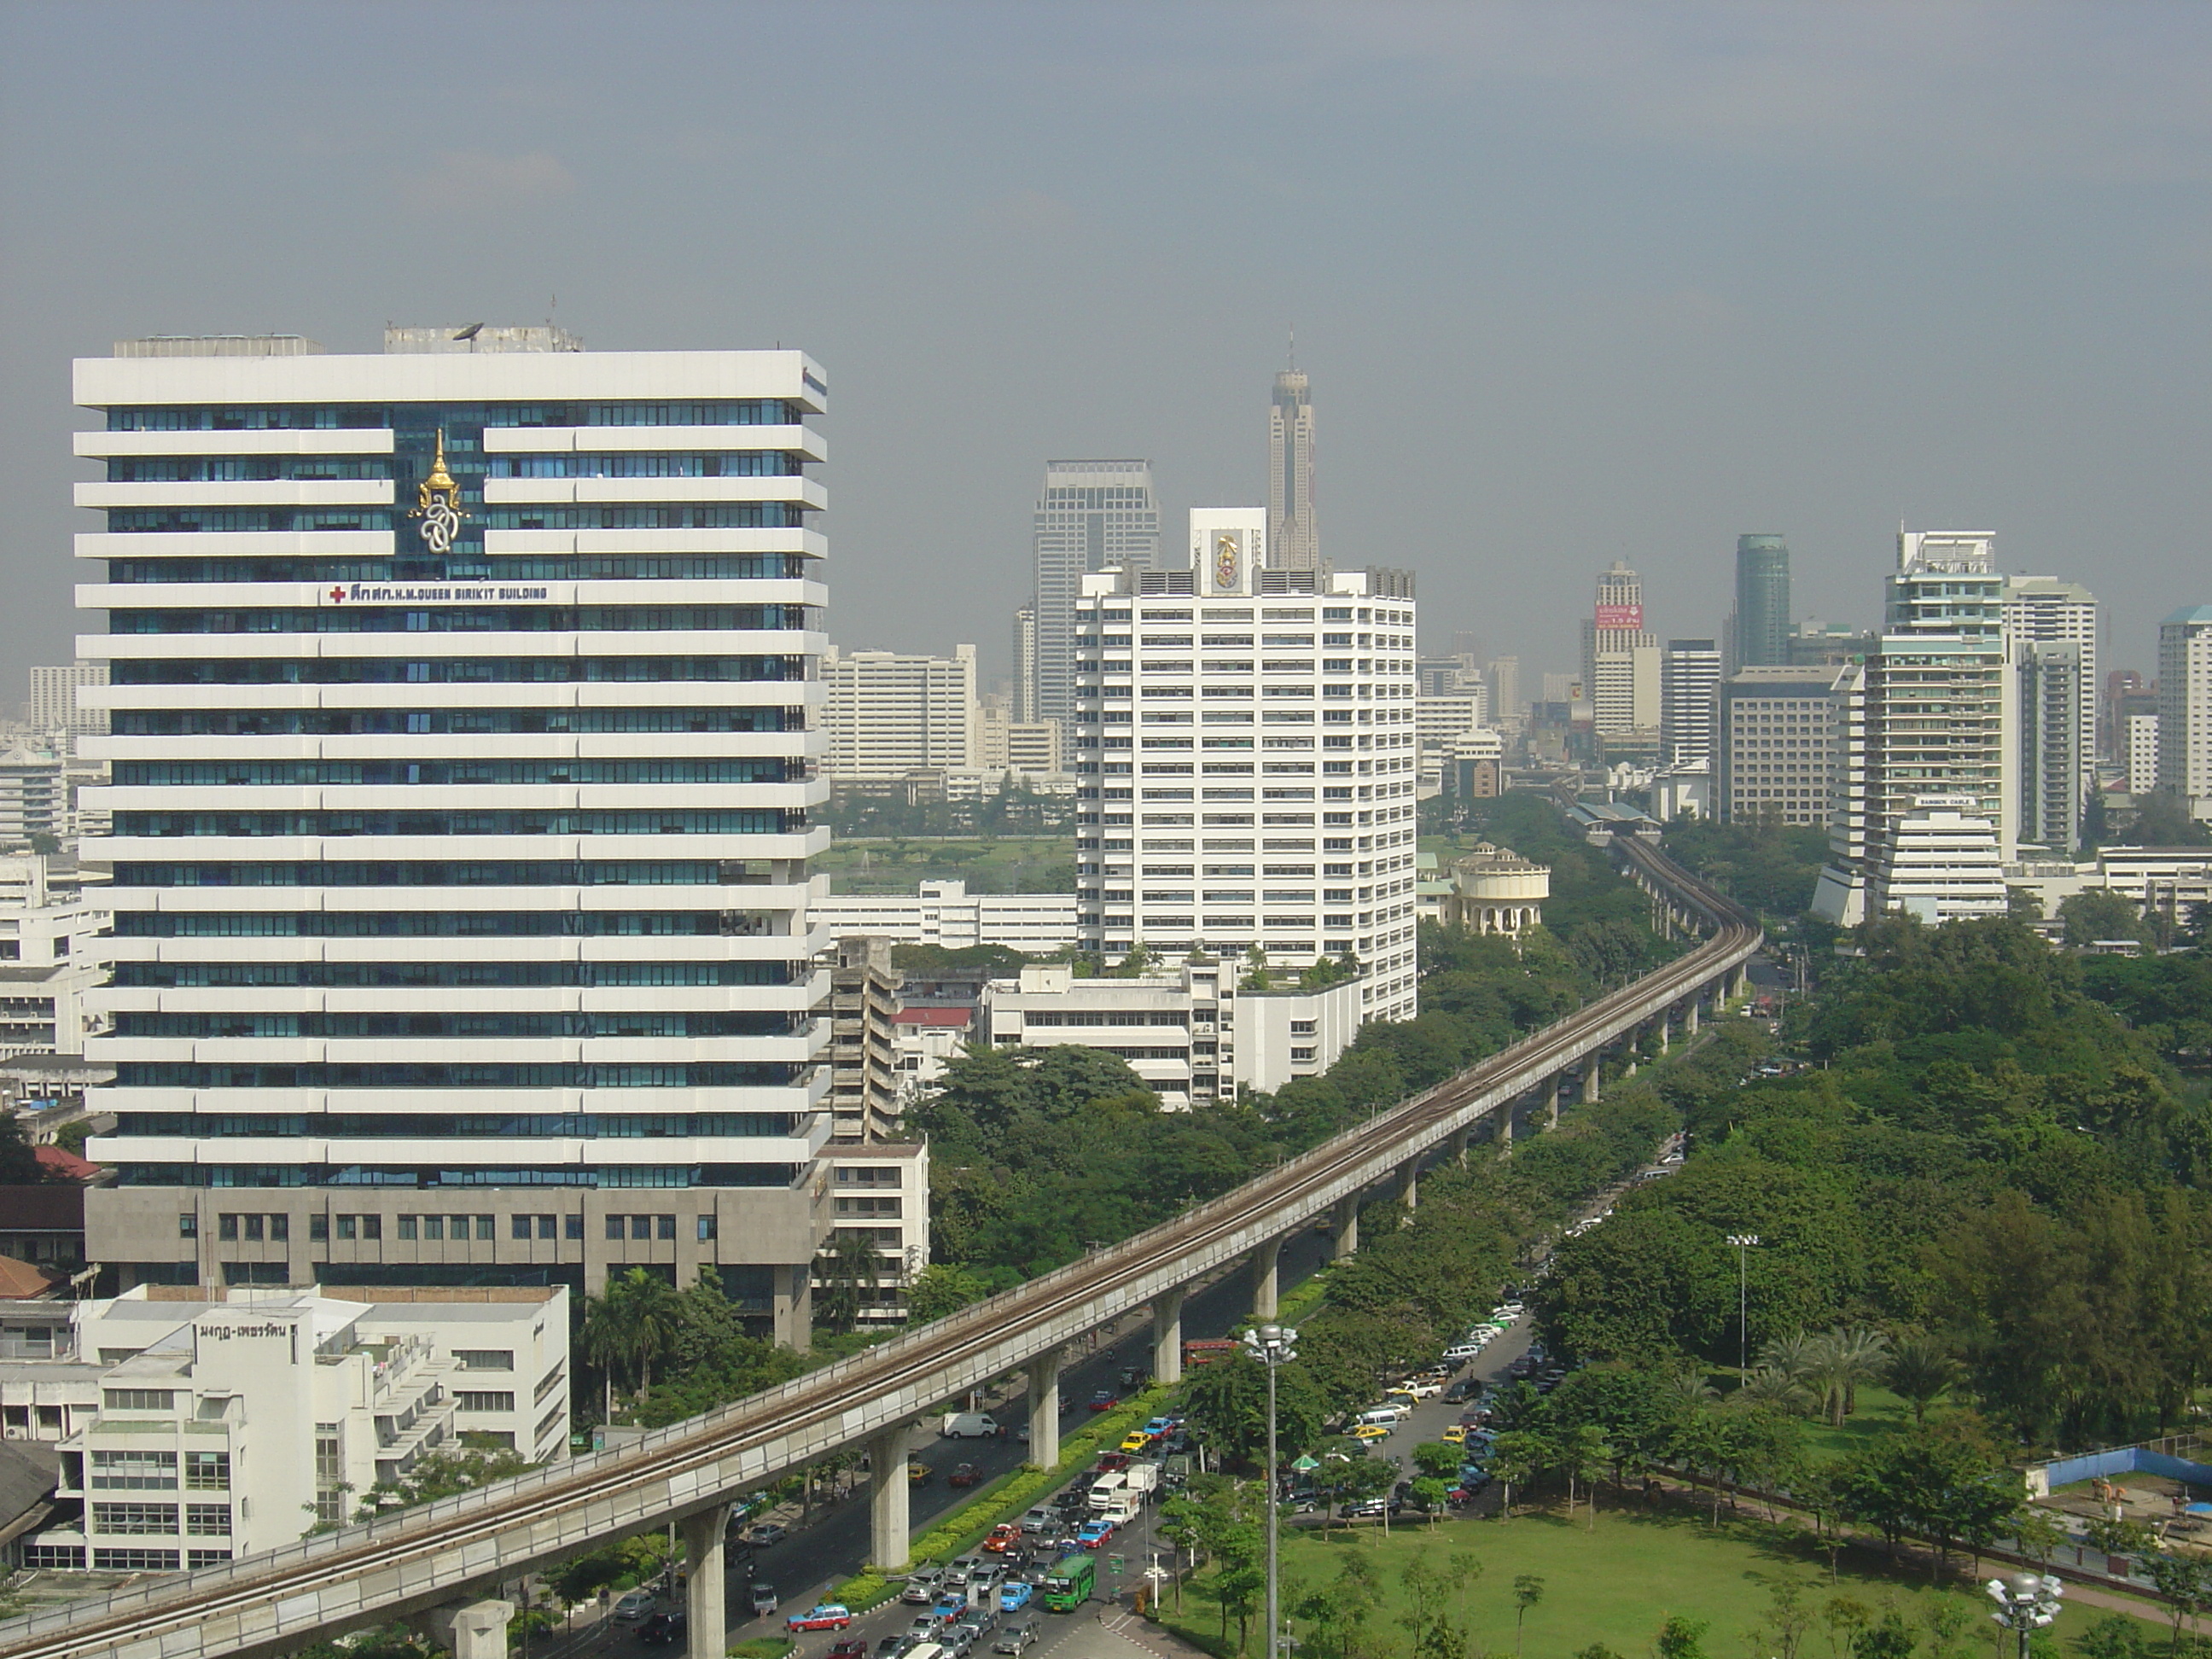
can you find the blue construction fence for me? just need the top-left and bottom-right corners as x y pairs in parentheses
(2027, 1435), (2212, 1498)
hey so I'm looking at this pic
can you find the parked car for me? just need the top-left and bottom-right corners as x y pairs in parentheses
(994, 1620), (1040, 1654)
(1441, 1423), (1467, 1445)
(787, 1605), (854, 1633)
(750, 1584), (780, 1615)
(614, 1591), (657, 1623)
(744, 1522), (791, 1548)
(1350, 1423), (1392, 1443)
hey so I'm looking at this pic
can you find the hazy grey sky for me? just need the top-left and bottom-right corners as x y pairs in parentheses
(3, 1), (2208, 690)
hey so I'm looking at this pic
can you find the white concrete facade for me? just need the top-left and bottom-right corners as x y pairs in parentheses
(1873, 795), (2008, 923)
(812, 881), (1078, 952)
(824, 644), (977, 779)
(1660, 639), (1721, 767)
(2128, 713), (2160, 797)
(981, 958), (1364, 1108)
(2158, 606), (2212, 818)
(2004, 576), (2098, 844)
(12, 1285), (567, 1572)
(1070, 509), (1420, 1023)
(71, 333), (835, 1324)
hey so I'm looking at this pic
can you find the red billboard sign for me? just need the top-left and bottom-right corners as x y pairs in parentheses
(1593, 603), (1644, 630)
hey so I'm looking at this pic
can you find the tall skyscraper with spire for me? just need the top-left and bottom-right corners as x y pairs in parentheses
(1268, 352), (1318, 571)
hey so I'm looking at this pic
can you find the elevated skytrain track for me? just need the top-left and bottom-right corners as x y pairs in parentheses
(1, 835), (1758, 1659)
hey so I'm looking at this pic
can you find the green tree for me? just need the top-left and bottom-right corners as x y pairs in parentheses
(1851, 1611), (1917, 1659)
(1179, 1351), (1329, 1468)
(817, 1227), (885, 1333)
(355, 1447), (529, 1519)
(2060, 889), (2149, 948)
(1883, 1338), (1959, 1425)
(579, 1267), (679, 1419)
(1655, 1615), (1710, 1659)
(1511, 1574), (1545, 1659)
(2140, 1551), (2212, 1656)
(903, 1263), (992, 1322)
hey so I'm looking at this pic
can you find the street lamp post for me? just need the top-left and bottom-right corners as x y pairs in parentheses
(1987, 1572), (2064, 1659)
(1242, 1322), (1299, 1659)
(1725, 1234), (1761, 1376)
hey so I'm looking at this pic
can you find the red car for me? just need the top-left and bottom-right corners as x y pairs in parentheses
(786, 1605), (853, 1632)
(983, 1523), (1022, 1554)
(1094, 1452), (1132, 1473)
(1086, 1390), (1118, 1413)
(828, 1642), (869, 1659)
(948, 1463), (981, 1488)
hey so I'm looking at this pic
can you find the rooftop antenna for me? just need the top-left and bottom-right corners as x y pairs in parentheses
(1287, 324), (1295, 372)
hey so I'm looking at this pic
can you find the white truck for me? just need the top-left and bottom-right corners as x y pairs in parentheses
(1086, 1471), (1128, 1512)
(1121, 1462), (1160, 1498)
(940, 1412), (1001, 1439)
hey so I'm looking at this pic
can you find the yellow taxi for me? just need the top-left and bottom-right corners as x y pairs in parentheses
(1349, 1423), (1393, 1443)
(1119, 1431), (1153, 1455)
(1441, 1423), (1467, 1445)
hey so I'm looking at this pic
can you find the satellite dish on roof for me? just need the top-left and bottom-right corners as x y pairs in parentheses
(452, 323), (485, 341)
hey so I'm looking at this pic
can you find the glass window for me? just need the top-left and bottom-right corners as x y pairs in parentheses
(656, 1214), (677, 1241)
(185, 1504), (231, 1537)
(308, 1214), (328, 1242)
(538, 1214), (557, 1239)
(566, 1214), (585, 1240)
(184, 1451), (229, 1490)
(422, 1216), (444, 1241)
(697, 1214), (717, 1243)
(397, 1215), (417, 1240)
(178, 1213), (197, 1238)
(217, 1214), (238, 1241)
(511, 1214), (533, 1240)
(337, 1214), (357, 1241)
(631, 1215), (652, 1241)
(268, 1214), (288, 1242)
(475, 1215), (495, 1241)
(242, 1215), (264, 1242)
(361, 1214), (382, 1241)
(605, 1215), (624, 1241)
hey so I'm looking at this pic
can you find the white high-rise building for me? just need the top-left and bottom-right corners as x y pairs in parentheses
(1030, 460), (1160, 722)
(823, 643), (977, 779)
(1267, 368), (1318, 572)
(1011, 603), (1039, 723)
(1873, 795), (2008, 923)
(2004, 576), (2098, 847)
(2158, 606), (2212, 821)
(29, 664), (110, 742)
(1660, 639), (1721, 767)
(2128, 713), (2160, 796)
(1070, 509), (1420, 1022)
(73, 329), (834, 1336)
(2017, 640), (2086, 853)
(1580, 562), (1658, 736)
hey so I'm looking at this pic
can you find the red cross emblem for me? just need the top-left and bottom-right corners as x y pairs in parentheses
(329, 586), (346, 602)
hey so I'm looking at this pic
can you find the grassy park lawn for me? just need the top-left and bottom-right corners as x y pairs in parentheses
(1159, 1502), (2100, 1659)
(816, 835), (1073, 894)
(1791, 1383), (1920, 1465)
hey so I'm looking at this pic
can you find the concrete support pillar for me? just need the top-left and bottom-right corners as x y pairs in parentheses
(1330, 1196), (1360, 1260)
(1026, 1350), (1061, 1470)
(1151, 1288), (1186, 1387)
(1658, 1010), (1673, 1055)
(869, 1423), (911, 1572)
(1543, 1079), (1559, 1129)
(1580, 1057), (1600, 1103)
(1685, 998), (1700, 1036)
(680, 1502), (734, 1656)
(1447, 1126), (1471, 1163)
(1496, 1104), (1516, 1153)
(1394, 1159), (1418, 1216)
(1249, 1234), (1284, 1323)
(423, 1600), (512, 1659)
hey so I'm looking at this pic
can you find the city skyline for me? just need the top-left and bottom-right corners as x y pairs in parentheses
(3, 3), (2209, 691)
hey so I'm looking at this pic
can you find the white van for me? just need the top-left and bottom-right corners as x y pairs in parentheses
(1356, 1405), (1409, 1429)
(940, 1412), (1000, 1439)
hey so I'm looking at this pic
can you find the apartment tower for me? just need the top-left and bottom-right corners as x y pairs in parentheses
(1729, 534), (1792, 672)
(1070, 509), (1420, 1023)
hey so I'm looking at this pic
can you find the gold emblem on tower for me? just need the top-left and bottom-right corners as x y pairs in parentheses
(408, 429), (469, 555)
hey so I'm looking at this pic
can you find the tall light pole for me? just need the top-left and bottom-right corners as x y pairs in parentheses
(1987, 1572), (2064, 1659)
(1725, 1234), (1761, 1376)
(1242, 1322), (1298, 1659)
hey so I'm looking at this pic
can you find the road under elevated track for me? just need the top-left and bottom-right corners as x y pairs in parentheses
(0, 834), (1758, 1659)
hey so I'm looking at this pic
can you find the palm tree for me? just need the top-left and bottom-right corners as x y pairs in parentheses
(1822, 1326), (1891, 1422)
(818, 1228), (884, 1333)
(580, 1268), (678, 1419)
(1735, 1367), (1813, 1413)
(1667, 1367), (1719, 1409)
(1883, 1337), (1959, 1423)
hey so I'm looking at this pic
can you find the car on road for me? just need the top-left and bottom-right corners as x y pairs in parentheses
(1094, 1452), (1132, 1473)
(614, 1591), (657, 1622)
(875, 1638), (915, 1659)
(828, 1641), (870, 1659)
(934, 1592), (969, 1622)
(1441, 1423), (1466, 1445)
(1086, 1390), (1118, 1412)
(909, 1461), (934, 1485)
(1117, 1431), (1152, 1454)
(994, 1621), (1039, 1654)
(750, 1584), (780, 1615)
(902, 1572), (946, 1604)
(984, 1523), (1022, 1553)
(637, 1610), (688, 1645)
(787, 1605), (854, 1632)
(1350, 1423), (1392, 1443)
(949, 1462), (982, 1488)
(911, 1615), (951, 1640)
(1021, 1506), (1055, 1534)
(1076, 1519), (1116, 1549)
(940, 1627), (976, 1657)
(999, 1581), (1035, 1613)
(743, 1522), (791, 1548)
(1139, 1416), (1176, 1440)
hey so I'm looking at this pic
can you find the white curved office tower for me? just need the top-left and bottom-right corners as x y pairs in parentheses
(73, 330), (842, 1339)
(1070, 509), (1420, 1033)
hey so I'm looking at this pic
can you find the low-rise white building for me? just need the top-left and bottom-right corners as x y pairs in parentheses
(1874, 795), (2007, 923)
(1439, 843), (1550, 939)
(6, 1285), (568, 1571)
(0, 855), (110, 1059)
(981, 958), (1365, 1109)
(815, 1141), (931, 1324)
(812, 880), (1079, 953)
(891, 1004), (975, 1103)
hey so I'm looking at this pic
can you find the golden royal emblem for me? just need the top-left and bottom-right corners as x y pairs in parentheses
(407, 429), (469, 555)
